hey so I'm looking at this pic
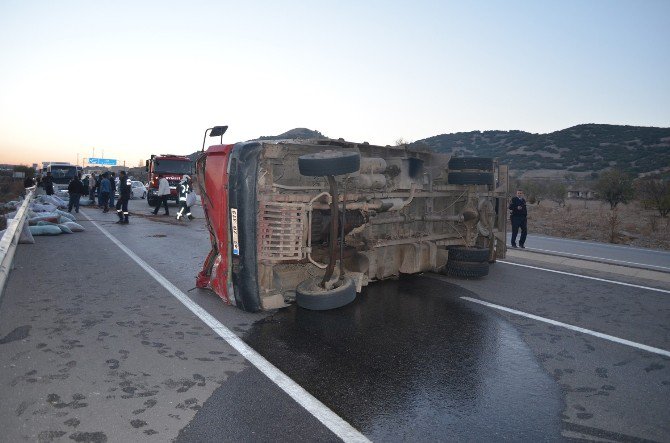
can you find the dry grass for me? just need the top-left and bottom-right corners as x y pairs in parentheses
(0, 179), (26, 231)
(518, 198), (670, 250)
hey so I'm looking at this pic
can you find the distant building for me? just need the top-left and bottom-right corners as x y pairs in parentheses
(567, 189), (597, 199)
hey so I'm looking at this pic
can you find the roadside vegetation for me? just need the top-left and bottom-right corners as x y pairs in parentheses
(513, 171), (670, 250)
(520, 199), (670, 250)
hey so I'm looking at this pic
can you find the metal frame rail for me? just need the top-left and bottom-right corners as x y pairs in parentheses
(0, 188), (34, 298)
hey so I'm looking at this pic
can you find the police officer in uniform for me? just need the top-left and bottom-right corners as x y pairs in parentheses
(509, 189), (527, 248)
(176, 175), (194, 221)
(115, 171), (132, 224)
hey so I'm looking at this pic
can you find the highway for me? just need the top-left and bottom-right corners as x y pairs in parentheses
(0, 198), (668, 442)
(509, 233), (670, 272)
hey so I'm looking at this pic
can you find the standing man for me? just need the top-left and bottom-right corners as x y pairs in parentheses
(509, 189), (527, 248)
(99, 173), (111, 213)
(176, 175), (193, 221)
(67, 173), (85, 213)
(23, 175), (35, 189)
(115, 171), (132, 224)
(152, 174), (170, 216)
(89, 172), (97, 202)
(43, 171), (54, 195)
(109, 171), (117, 209)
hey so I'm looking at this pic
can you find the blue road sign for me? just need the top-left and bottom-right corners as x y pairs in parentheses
(88, 158), (117, 166)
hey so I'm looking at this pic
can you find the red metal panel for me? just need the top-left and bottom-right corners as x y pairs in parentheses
(195, 144), (234, 304)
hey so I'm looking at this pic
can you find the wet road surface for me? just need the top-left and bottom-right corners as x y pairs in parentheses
(241, 277), (564, 441)
(0, 197), (669, 441)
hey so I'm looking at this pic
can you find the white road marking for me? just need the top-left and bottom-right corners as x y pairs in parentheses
(523, 247), (670, 272)
(82, 211), (370, 443)
(498, 260), (670, 295)
(461, 297), (670, 358)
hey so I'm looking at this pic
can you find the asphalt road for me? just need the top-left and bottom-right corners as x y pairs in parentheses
(0, 197), (668, 441)
(509, 232), (670, 272)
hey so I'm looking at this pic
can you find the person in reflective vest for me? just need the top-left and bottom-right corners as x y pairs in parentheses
(176, 175), (194, 221)
(115, 170), (132, 224)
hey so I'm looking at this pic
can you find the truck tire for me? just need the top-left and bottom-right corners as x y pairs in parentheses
(298, 151), (360, 177)
(443, 260), (489, 278)
(296, 276), (356, 310)
(448, 171), (495, 186)
(448, 157), (494, 171)
(447, 246), (489, 263)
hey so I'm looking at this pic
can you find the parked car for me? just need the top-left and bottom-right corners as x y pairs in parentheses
(130, 181), (147, 199)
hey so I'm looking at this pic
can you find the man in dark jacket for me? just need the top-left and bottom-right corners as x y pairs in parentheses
(509, 189), (527, 248)
(67, 173), (86, 213)
(99, 173), (111, 212)
(115, 171), (132, 224)
(43, 172), (54, 195)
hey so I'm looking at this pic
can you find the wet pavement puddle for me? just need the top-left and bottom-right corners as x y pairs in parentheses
(244, 276), (564, 440)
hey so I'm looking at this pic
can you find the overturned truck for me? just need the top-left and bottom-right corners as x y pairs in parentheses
(195, 127), (508, 312)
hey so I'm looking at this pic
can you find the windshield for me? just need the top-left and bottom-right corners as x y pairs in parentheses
(154, 159), (192, 174)
(49, 166), (77, 180)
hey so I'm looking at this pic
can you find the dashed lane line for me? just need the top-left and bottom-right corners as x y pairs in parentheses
(498, 260), (670, 295)
(81, 211), (370, 443)
(461, 297), (670, 358)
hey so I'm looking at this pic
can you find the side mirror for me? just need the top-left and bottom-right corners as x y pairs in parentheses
(145, 160), (149, 172)
(202, 125), (228, 151)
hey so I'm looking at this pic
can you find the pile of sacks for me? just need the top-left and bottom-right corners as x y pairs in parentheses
(1, 194), (85, 244)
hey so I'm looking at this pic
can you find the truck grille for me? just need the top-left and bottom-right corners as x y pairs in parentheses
(258, 202), (307, 261)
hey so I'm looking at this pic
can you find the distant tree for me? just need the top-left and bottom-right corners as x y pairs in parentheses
(636, 178), (670, 217)
(546, 182), (567, 206)
(395, 137), (411, 146)
(594, 169), (634, 209)
(515, 180), (546, 205)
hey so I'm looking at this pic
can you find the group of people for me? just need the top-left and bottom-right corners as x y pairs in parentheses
(63, 171), (132, 223)
(151, 173), (194, 221)
(84, 172), (117, 211)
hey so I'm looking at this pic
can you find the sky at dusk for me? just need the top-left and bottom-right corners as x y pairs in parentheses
(0, 0), (668, 167)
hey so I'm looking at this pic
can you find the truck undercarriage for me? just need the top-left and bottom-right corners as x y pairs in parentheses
(196, 137), (508, 312)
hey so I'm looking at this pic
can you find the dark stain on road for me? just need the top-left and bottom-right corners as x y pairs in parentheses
(243, 275), (565, 441)
(68, 431), (107, 442)
(0, 325), (31, 344)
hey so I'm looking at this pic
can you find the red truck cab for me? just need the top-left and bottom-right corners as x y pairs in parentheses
(145, 154), (193, 207)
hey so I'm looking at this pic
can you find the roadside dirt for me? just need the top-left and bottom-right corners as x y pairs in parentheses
(518, 198), (670, 251)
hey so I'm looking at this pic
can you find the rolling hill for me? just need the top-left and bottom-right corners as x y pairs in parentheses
(191, 124), (670, 176)
(412, 124), (670, 176)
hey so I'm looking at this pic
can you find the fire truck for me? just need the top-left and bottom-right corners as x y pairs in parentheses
(195, 126), (508, 312)
(145, 154), (193, 206)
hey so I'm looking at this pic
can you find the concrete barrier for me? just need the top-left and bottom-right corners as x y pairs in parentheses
(0, 188), (35, 297)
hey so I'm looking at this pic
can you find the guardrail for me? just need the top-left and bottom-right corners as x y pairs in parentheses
(0, 188), (35, 297)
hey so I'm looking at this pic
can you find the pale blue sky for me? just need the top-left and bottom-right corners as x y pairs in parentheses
(0, 0), (668, 166)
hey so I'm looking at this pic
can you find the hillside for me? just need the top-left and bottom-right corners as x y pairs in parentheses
(191, 124), (670, 176)
(257, 128), (327, 141)
(413, 124), (670, 176)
